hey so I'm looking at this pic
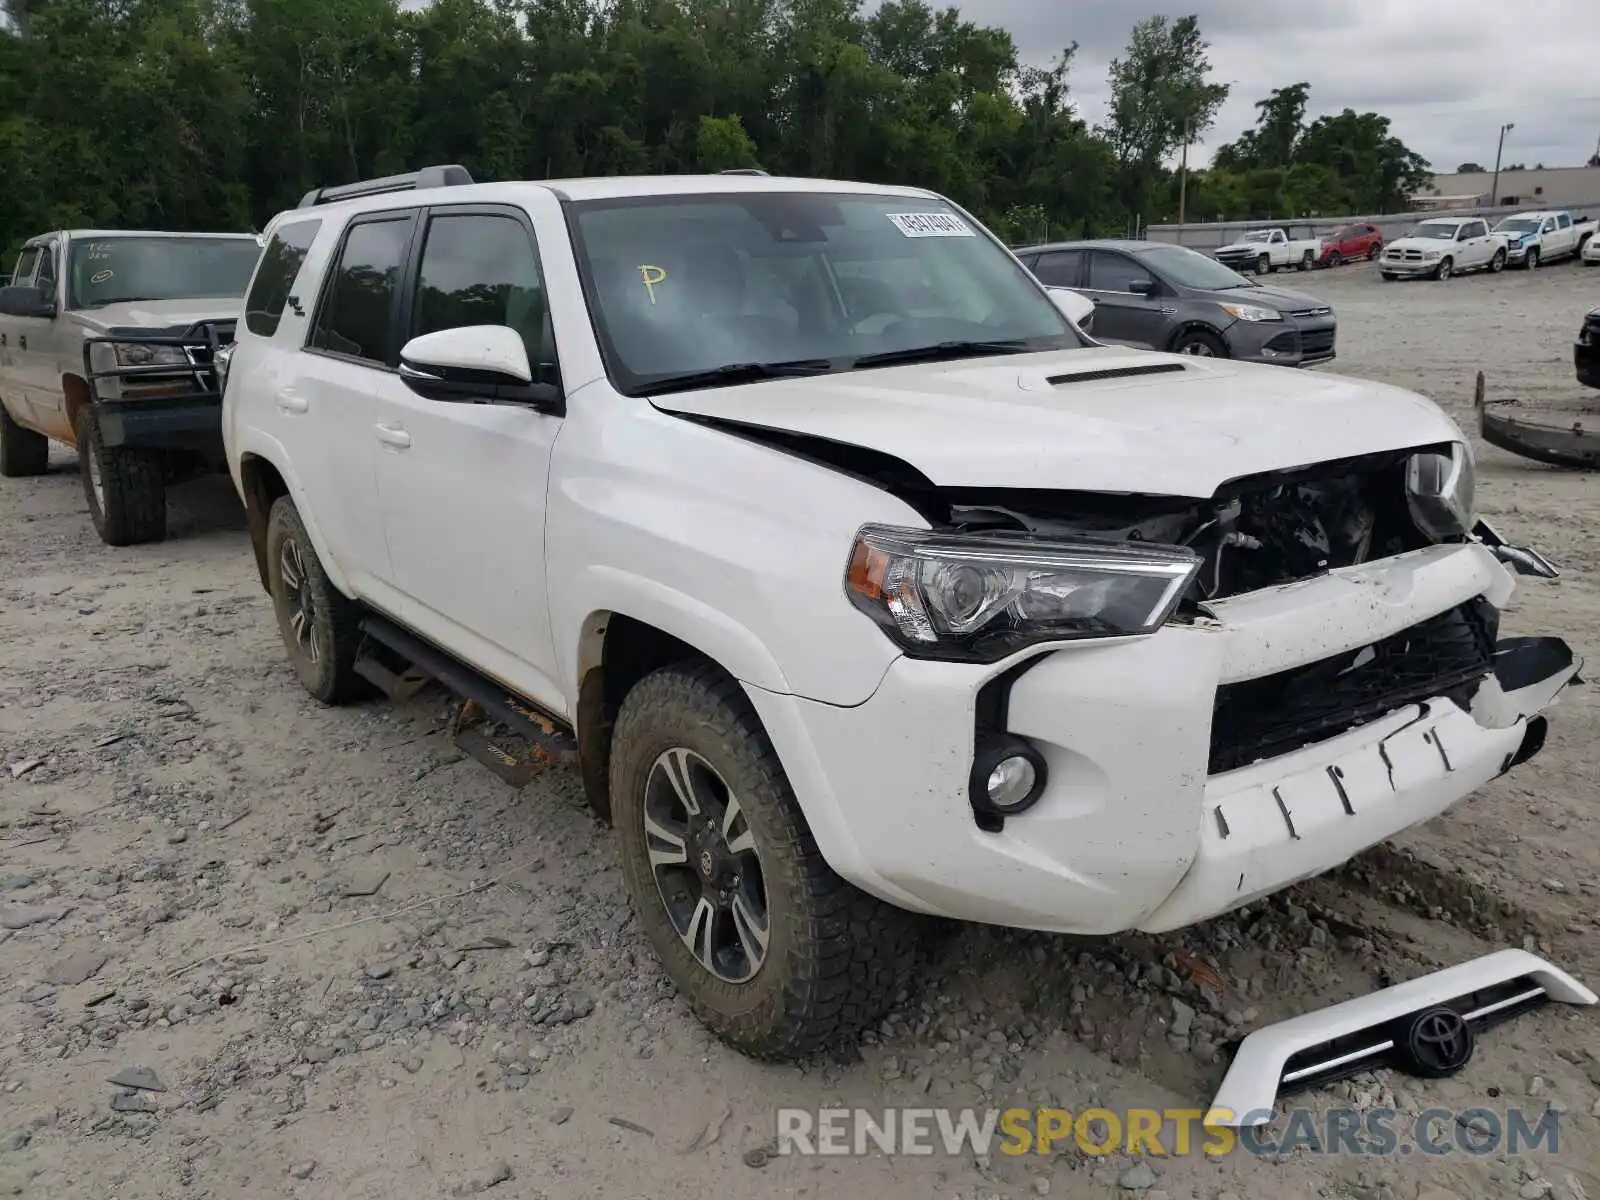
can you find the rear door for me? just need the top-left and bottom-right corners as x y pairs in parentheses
(1082, 250), (1168, 348)
(0, 246), (43, 427)
(1030, 249), (1085, 289)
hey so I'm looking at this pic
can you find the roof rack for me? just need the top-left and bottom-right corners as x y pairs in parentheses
(718, 168), (769, 176)
(298, 164), (475, 209)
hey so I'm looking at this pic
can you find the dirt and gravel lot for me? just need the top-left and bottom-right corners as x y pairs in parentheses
(2, 257), (1598, 1200)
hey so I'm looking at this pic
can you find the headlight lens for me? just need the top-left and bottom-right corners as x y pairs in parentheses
(1406, 442), (1476, 540)
(845, 526), (1201, 661)
(113, 342), (188, 368)
(1221, 304), (1281, 323)
(1423, 250), (1441, 261)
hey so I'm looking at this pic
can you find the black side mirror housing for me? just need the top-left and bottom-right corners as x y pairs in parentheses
(398, 360), (562, 413)
(0, 284), (55, 318)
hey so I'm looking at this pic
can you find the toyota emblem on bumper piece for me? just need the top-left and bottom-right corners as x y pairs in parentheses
(1402, 1007), (1475, 1077)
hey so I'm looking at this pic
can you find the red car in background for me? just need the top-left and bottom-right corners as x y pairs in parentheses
(1319, 223), (1383, 267)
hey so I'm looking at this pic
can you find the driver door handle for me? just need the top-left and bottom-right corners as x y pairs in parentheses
(277, 389), (309, 415)
(375, 423), (412, 450)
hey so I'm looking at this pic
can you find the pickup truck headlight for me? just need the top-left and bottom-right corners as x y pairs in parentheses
(113, 342), (189, 368)
(1422, 250), (1442, 261)
(1221, 303), (1281, 323)
(1406, 442), (1476, 540)
(845, 526), (1201, 661)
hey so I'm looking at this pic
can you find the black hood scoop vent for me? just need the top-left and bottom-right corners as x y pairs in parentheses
(1046, 361), (1188, 387)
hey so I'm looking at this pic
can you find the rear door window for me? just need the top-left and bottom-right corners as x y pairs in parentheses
(1032, 250), (1084, 287)
(308, 214), (416, 366)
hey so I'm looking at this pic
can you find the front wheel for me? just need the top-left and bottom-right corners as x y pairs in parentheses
(612, 663), (925, 1059)
(0, 404), (49, 477)
(1255, 255), (1271, 276)
(1173, 329), (1227, 358)
(1525, 246), (1540, 271)
(74, 407), (166, 545)
(1434, 257), (1454, 281)
(265, 495), (365, 704)
(1489, 248), (1507, 273)
(1327, 251), (1344, 269)
(1367, 243), (1382, 261)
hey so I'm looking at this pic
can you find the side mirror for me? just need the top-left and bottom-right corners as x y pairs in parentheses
(397, 325), (560, 411)
(1128, 278), (1157, 296)
(1046, 287), (1095, 332)
(0, 284), (55, 318)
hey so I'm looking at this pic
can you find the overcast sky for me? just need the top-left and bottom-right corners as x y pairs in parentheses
(972, 0), (1600, 173)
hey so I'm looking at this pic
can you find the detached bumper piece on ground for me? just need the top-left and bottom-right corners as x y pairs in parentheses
(1474, 369), (1600, 472)
(1207, 949), (1597, 1126)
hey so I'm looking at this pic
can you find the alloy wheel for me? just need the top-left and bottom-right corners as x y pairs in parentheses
(1179, 340), (1216, 357)
(642, 747), (770, 984)
(278, 536), (321, 664)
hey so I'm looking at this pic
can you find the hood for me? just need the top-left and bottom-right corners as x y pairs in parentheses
(1198, 283), (1327, 311)
(69, 297), (241, 335)
(650, 347), (1461, 499)
(1215, 240), (1271, 253)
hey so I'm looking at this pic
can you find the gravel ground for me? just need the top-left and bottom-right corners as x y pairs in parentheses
(2, 255), (1598, 1200)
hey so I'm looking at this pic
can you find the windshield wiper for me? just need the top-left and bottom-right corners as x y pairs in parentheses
(83, 296), (164, 307)
(641, 359), (835, 396)
(849, 339), (1039, 369)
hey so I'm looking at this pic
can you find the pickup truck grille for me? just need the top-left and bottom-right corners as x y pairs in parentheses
(1388, 249), (1427, 262)
(1207, 599), (1496, 775)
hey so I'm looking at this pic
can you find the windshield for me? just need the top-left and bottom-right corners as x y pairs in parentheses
(68, 237), (261, 309)
(1240, 231), (1275, 243)
(1136, 244), (1256, 290)
(1326, 225), (1353, 239)
(565, 192), (1079, 395)
(1496, 218), (1540, 234)
(1412, 224), (1460, 241)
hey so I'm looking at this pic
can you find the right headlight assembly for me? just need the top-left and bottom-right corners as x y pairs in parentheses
(1406, 441), (1476, 540)
(845, 525), (1201, 662)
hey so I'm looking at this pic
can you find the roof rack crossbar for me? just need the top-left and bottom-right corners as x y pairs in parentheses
(298, 164), (475, 209)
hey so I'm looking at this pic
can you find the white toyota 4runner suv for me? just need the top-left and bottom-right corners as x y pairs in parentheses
(221, 166), (1579, 1058)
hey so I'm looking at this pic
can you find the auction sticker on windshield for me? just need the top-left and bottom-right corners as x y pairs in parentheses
(887, 212), (974, 238)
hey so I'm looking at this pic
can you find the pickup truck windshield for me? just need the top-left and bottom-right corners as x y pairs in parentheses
(1137, 245), (1257, 290)
(1240, 231), (1275, 243)
(1412, 225), (1460, 241)
(68, 237), (261, 309)
(1495, 218), (1541, 234)
(566, 192), (1079, 396)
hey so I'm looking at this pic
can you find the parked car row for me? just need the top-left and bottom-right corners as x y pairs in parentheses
(1016, 239), (1336, 367)
(1379, 210), (1596, 281)
(0, 167), (1583, 1075)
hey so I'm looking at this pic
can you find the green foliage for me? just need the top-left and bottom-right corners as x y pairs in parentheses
(0, 0), (1429, 257)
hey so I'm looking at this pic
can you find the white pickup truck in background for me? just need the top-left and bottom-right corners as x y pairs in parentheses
(1212, 227), (1322, 276)
(1494, 210), (1598, 269)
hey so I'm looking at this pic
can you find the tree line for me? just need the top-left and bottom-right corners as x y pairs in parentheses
(0, 0), (1433, 259)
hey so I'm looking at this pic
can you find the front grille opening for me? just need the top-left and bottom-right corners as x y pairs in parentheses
(1208, 599), (1497, 775)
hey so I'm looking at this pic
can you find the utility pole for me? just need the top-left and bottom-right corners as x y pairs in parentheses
(1491, 122), (1515, 208)
(1177, 118), (1190, 244)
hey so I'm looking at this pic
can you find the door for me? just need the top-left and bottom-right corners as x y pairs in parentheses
(1545, 216), (1569, 257)
(25, 242), (72, 440)
(5, 243), (64, 435)
(291, 211), (419, 588)
(0, 246), (43, 427)
(368, 204), (565, 711)
(1082, 251), (1168, 348)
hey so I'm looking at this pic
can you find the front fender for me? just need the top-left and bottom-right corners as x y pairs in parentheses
(231, 428), (355, 600)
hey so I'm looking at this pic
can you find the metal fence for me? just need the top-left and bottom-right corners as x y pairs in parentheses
(1144, 197), (1600, 251)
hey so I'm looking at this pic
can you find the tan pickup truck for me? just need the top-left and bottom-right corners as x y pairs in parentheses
(0, 229), (260, 544)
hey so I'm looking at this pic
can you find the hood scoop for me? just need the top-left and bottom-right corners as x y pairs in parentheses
(1045, 361), (1188, 387)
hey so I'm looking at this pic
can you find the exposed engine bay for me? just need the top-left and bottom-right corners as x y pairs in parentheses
(938, 447), (1433, 603)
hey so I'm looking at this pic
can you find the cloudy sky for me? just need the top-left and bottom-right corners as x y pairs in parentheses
(971, 0), (1600, 174)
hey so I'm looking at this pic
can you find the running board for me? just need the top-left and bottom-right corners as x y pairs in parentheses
(357, 616), (578, 774)
(1206, 949), (1595, 1127)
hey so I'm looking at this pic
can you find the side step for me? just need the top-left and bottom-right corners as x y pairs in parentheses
(356, 615), (578, 784)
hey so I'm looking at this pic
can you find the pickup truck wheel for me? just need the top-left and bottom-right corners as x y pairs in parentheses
(1434, 257), (1454, 281)
(0, 405), (49, 477)
(1524, 246), (1540, 271)
(74, 408), (166, 545)
(265, 496), (364, 704)
(612, 663), (924, 1059)
(1298, 250), (1313, 271)
(1489, 248), (1507, 273)
(1254, 255), (1271, 276)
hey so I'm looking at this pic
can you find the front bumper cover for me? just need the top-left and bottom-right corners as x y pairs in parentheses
(747, 542), (1577, 935)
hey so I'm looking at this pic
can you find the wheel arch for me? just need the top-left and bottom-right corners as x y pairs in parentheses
(61, 373), (92, 443)
(1167, 320), (1229, 354)
(235, 445), (353, 600)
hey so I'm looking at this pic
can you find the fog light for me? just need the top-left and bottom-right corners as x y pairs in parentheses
(969, 735), (1048, 824)
(987, 756), (1037, 810)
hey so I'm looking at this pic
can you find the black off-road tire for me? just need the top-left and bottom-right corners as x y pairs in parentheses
(265, 495), (365, 705)
(612, 662), (925, 1059)
(74, 407), (166, 546)
(0, 405), (49, 477)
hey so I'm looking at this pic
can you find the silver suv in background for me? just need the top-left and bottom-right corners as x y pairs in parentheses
(1015, 240), (1336, 366)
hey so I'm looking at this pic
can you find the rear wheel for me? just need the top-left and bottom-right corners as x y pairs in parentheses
(1298, 250), (1313, 271)
(1367, 243), (1382, 261)
(265, 495), (365, 704)
(74, 407), (166, 546)
(1173, 328), (1227, 358)
(612, 662), (925, 1059)
(0, 404), (49, 477)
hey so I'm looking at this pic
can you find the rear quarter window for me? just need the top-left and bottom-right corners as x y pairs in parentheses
(245, 220), (322, 337)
